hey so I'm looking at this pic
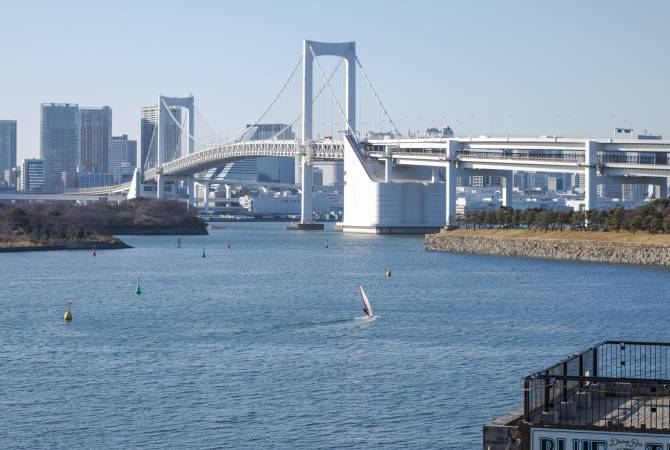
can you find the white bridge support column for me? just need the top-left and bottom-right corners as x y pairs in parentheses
(203, 182), (210, 214)
(502, 172), (513, 207)
(584, 140), (598, 212)
(187, 176), (195, 208)
(445, 140), (458, 228)
(300, 152), (313, 224)
(156, 174), (165, 200)
(384, 145), (393, 182)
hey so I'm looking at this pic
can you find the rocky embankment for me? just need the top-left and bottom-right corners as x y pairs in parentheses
(425, 231), (670, 268)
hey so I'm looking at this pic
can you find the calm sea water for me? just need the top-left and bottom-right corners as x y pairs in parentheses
(1, 223), (669, 449)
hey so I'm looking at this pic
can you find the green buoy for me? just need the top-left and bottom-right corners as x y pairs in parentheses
(135, 275), (142, 296)
(202, 248), (206, 258)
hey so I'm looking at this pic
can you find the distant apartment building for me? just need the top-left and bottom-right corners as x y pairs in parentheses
(597, 184), (622, 199)
(19, 158), (46, 193)
(0, 120), (17, 186)
(621, 183), (646, 201)
(547, 175), (564, 192)
(110, 134), (137, 183)
(40, 103), (80, 191)
(4, 167), (19, 190)
(80, 106), (112, 173)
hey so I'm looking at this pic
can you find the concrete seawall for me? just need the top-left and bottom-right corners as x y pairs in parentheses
(425, 232), (670, 268)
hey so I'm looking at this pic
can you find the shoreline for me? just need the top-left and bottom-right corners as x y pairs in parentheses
(425, 229), (670, 268)
(0, 238), (132, 253)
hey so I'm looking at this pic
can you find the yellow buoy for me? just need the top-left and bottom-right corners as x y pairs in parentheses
(385, 266), (392, 278)
(64, 300), (74, 321)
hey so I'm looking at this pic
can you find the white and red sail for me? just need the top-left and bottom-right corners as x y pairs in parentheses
(359, 286), (374, 318)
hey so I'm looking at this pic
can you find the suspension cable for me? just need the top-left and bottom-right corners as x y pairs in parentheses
(355, 56), (401, 137)
(269, 58), (344, 141)
(143, 122), (157, 170)
(238, 55), (303, 141)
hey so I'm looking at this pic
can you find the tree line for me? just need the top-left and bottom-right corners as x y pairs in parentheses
(460, 199), (670, 234)
(0, 198), (205, 242)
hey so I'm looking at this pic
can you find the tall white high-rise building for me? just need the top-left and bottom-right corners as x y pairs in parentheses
(40, 103), (80, 191)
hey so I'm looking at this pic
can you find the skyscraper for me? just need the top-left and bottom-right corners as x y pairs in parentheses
(40, 103), (80, 191)
(0, 120), (17, 185)
(110, 134), (137, 183)
(80, 106), (112, 173)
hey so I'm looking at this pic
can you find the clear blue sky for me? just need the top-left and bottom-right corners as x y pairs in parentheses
(2, 0), (669, 161)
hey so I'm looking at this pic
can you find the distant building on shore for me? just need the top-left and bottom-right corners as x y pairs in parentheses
(110, 134), (137, 183)
(19, 158), (46, 193)
(80, 106), (112, 174)
(0, 120), (17, 189)
(40, 103), (80, 191)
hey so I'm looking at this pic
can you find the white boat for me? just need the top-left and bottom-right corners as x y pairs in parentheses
(358, 286), (374, 318)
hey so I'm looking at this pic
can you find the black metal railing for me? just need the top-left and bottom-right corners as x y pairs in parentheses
(524, 341), (670, 433)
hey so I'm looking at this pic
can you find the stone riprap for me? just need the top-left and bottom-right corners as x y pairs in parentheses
(424, 232), (670, 268)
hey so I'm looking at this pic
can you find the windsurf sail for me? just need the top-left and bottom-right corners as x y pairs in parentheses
(359, 286), (374, 318)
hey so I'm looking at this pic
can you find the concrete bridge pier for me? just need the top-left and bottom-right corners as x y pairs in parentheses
(202, 181), (210, 214)
(384, 145), (393, 182)
(287, 148), (323, 230)
(584, 140), (598, 212)
(300, 153), (313, 224)
(444, 140), (458, 228)
(502, 172), (513, 207)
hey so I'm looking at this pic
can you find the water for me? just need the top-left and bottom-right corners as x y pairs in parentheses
(1, 223), (669, 449)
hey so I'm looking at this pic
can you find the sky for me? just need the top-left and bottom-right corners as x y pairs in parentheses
(1, 0), (669, 162)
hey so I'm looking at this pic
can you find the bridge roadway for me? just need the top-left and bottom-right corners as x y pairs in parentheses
(143, 136), (670, 180)
(67, 136), (670, 226)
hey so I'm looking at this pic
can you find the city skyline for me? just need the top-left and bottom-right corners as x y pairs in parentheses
(1, 0), (669, 162)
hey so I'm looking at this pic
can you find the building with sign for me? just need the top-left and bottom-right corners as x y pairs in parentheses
(484, 341), (670, 450)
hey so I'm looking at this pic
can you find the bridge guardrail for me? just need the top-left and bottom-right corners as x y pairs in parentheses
(599, 151), (657, 165)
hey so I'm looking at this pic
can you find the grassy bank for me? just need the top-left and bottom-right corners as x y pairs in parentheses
(440, 228), (670, 246)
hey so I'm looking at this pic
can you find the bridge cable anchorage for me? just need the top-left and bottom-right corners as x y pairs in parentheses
(355, 56), (400, 137)
(269, 58), (344, 141)
(309, 45), (352, 135)
(236, 54), (304, 142)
